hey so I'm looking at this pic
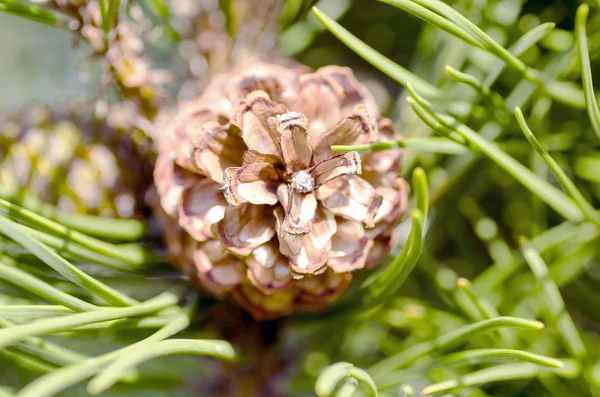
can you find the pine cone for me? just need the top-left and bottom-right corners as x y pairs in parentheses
(0, 103), (154, 218)
(155, 63), (408, 319)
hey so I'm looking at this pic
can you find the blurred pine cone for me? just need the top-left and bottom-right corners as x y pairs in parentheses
(171, 0), (283, 100)
(48, 0), (171, 119)
(0, 103), (154, 218)
(155, 63), (408, 319)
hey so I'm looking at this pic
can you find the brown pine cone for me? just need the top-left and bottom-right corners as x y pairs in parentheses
(154, 63), (408, 319)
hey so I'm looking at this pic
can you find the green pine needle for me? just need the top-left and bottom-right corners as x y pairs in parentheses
(312, 6), (442, 98)
(0, 0), (66, 28)
(575, 4), (600, 141)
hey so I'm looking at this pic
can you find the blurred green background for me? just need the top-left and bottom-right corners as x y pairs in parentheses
(2, 0), (600, 396)
(0, 15), (90, 109)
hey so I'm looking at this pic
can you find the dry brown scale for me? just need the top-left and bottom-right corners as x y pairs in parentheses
(155, 62), (408, 320)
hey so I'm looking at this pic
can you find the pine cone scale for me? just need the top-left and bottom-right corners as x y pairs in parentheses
(236, 91), (287, 157)
(222, 162), (280, 206)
